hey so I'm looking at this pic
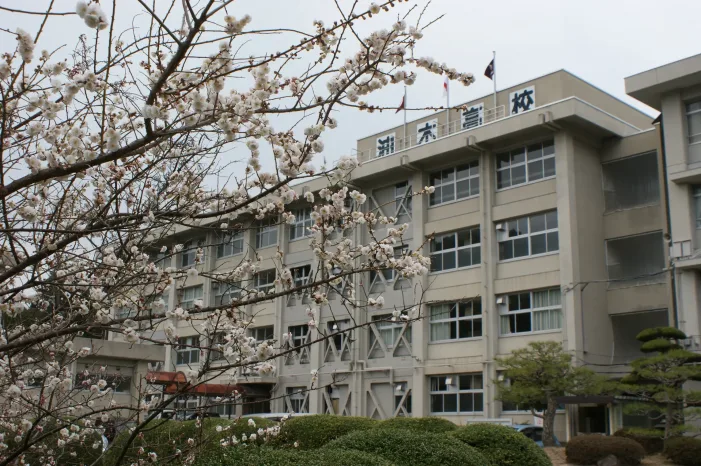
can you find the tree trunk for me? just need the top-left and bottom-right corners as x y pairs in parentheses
(664, 402), (674, 440)
(542, 395), (558, 447)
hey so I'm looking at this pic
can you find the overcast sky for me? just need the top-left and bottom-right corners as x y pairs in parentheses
(3, 0), (700, 179)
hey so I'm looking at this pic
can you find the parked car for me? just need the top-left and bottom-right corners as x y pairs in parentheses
(510, 424), (561, 447)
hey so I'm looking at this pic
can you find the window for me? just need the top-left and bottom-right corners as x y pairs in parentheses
(290, 208), (313, 241)
(496, 140), (555, 189)
(499, 288), (562, 335)
(291, 265), (311, 289)
(497, 210), (558, 261)
(216, 232), (244, 258)
(211, 281), (240, 306)
(395, 382), (412, 416)
(288, 325), (308, 352)
(429, 161), (479, 206)
(395, 181), (412, 223)
(256, 218), (278, 249)
(75, 372), (132, 393)
(209, 333), (227, 361)
(254, 269), (276, 294)
(250, 326), (274, 343)
(602, 152), (660, 211)
(430, 227), (481, 272)
(370, 314), (412, 349)
(369, 246), (407, 291)
(115, 306), (136, 320)
(687, 100), (701, 145)
(429, 374), (483, 414)
(176, 336), (200, 365)
(429, 300), (482, 341)
(181, 239), (205, 268)
(327, 320), (350, 352)
(180, 285), (203, 310)
(606, 232), (665, 286)
(286, 387), (308, 413)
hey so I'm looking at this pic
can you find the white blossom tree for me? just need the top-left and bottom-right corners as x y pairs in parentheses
(0, 0), (474, 464)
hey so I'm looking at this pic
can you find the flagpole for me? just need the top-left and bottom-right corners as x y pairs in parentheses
(445, 77), (450, 134)
(492, 51), (497, 110)
(403, 86), (407, 149)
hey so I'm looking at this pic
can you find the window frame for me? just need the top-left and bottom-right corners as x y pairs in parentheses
(290, 208), (313, 241)
(256, 218), (278, 249)
(496, 140), (555, 190)
(288, 324), (309, 350)
(369, 314), (412, 350)
(429, 300), (483, 342)
(216, 231), (244, 259)
(286, 386), (309, 413)
(181, 238), (206, 268)
(250, 326), (274, 343)
(499, 288), (563, 336)
(179, 285), (203, 310)
(429, 373), (484, 415)
(394, 181), (413, 221)
(497, 210), (559, 262)
(176, 336), (200, 365)
(694, 185), (701, 229)
(430, 227), (481, 273)
(686, 99), (701, 146)
(254, 269), (276, 294)
(601, 151), (660, 212)
(429, 161), (480, 207)
(211, 280), (240, 306)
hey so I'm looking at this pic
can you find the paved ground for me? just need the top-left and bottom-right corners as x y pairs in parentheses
(544, 447), (675, 465)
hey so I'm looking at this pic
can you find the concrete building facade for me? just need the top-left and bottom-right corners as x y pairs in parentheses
(83, 69), (673, 440)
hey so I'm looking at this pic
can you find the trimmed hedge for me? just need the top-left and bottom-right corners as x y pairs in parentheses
(450, 423), (551, 466)
(274, 415), (377, 450)
(374, 416), (457, 434)
(196, 446), (394, 466)
(665, 436), (701, 466)
(566, 434), (645, 466)
(325, 427), (491, 466)
(613, 428), (664, 455)
(105, 417), (275, 464)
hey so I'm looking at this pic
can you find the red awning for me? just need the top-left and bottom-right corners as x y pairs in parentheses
(146, 371), (244, 397)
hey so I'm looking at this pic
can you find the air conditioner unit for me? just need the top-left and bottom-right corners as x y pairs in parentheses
(496, 297), (504, 305)
(496, 223), (505, 231)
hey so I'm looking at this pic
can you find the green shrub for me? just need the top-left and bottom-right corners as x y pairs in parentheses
(665, 436), (701, 466)
(450, 423), (551, 466)
(274, 415), (377, 450)
(613, 428), (664, 454)
(374, 416), (457, 434)
(640, 338), (680, 353)
(566, 434), (645, 466)
(196, 446), (394, 466)
(325, 427), (490, 466)
(105, 417), (275, 464)
(636, 327), (687, 342)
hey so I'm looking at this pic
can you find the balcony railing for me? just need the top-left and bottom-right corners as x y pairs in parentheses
(356, 105), (506, 163)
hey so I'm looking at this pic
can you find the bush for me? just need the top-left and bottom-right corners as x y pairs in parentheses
(664, 436), (701, 466)
(274, 415), (377, 450)
(450, 423), (551, 466)
(613, 428), (664, 454)
(325, 427), (490, 466)
(196, 446), (394, 466)
(105, 417), (275, 464)
(374, 416), (457, 434)
(566, 434), (645, 466)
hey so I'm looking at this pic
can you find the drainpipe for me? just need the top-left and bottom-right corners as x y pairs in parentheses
(657, 115), (680, 328)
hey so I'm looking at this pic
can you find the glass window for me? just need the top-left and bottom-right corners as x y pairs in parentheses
(687, 100), (701, 145)
(181, 239), (205, 268)
(429, 300), (482, 341)
(254, 269), (276, 294)
(180, 286), (203, 310)
(499, 288), (562, 335)
(602, 152), (660, 211)
(430, 227), (481, 272)
(286, 387), (308, 413)
(606, 232), (666, 287)
(288, 324), (309, 359)
(370, 314), (412, 350)
(498, 211), (558, 261)
(394, 382), (412, 416)
(395, 181), (412, 222)
(290, 208), (313, 241)
(250, 326), (274, 343)
(429, 374), (483, 414)
(211, 281), (240, 306)
(291, 265), (311, 289)
(694, 186), (701, 229)
(216, 232), (244, 259)
(496, 140), (555, 189)
(256, 218), (278, 249)
(429, 161), (479, 206)
(176, 336), (200, 365)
